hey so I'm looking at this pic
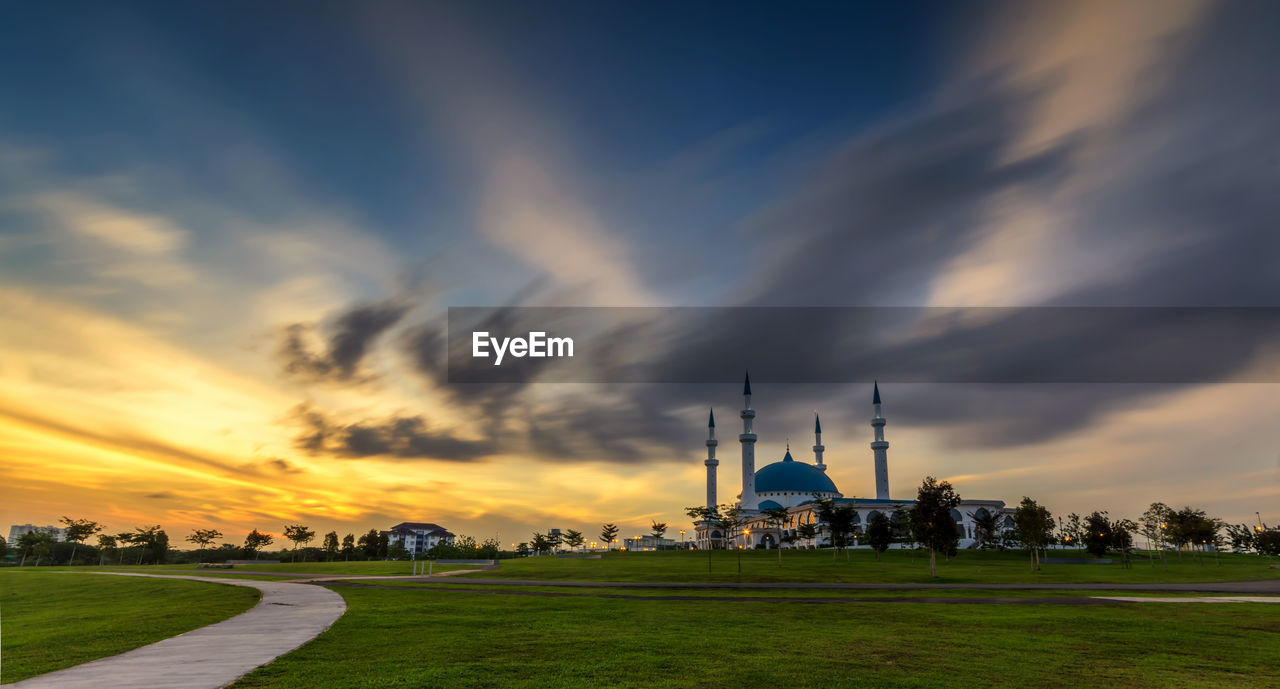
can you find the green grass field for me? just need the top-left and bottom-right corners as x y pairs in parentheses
(29, 560), (474, 577)
(328, 580), (1260, 599)
(6, 551), (1277, 688)
(462, 548), (1280, 584)
(229, 585), (1280, 689)
(0, 571), (260, 684)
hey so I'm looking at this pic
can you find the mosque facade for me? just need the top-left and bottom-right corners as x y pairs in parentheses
(693, 375), (1014, 550)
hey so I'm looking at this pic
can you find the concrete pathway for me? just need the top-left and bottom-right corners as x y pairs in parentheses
(331, 576), (1280, 594)
(1095, 591), (1280, 596)
(11, 573), (346, 689)
(317, 580), (1279, 605)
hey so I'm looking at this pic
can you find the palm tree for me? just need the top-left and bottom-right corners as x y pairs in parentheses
(685, 506), (718, 573)
(649, 521), (668, 550)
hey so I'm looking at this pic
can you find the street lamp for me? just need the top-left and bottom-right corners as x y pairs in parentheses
(680, 529), (686, 548)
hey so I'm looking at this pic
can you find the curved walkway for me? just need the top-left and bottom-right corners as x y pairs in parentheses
(11, 573), (346, 689)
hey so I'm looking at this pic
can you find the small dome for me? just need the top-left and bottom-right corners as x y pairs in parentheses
(755, 453), (839, 495)
(758, 499), (784, 511)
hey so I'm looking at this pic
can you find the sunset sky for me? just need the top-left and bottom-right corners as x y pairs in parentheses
(2, 1), (1277, 547)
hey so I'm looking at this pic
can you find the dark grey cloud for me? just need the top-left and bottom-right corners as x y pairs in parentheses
(739, 90), (1077, 307)
(279, 299), (411, 383)
(289, 403), (493, 462)
(301, 3), (1279, 459)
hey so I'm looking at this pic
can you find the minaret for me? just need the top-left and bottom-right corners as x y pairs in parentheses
(739, 372), (758, 510)
(871, 381), (890, 500)
(704, 408), (718, 510)
(813, 412), (826, 472)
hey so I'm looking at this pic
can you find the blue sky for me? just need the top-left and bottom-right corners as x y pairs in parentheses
(1, 1), (1276, 543)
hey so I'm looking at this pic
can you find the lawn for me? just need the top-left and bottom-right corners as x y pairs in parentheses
(461, 548), (1280, 584)
(230, 585), (1280, 689)
(217, 560), (475, 575)
(28, 560), (475, 577)
(327, 580), (1258, 599)
(0, 571), (260, 684)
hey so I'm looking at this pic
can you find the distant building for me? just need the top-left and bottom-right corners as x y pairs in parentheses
(623, 535), (675, 551)
(385, 522), (455, 554)
(8, 524), (66, 543)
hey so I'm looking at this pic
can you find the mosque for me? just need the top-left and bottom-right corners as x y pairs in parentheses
(692, 375), (1013, 550)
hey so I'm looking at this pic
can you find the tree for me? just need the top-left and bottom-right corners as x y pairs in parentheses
(547, 531), (563, 554)
(377, 531), (389, 559)
(685, 506), (719, 572)
(1059, 513), (1085, 550)
(563, 529), (585, 552)
(96, 534), (118, 565)
(477, 538), (500, 559)
(968, 510), (1002, 550)
(1223, 524), (1254, 553)
(283, 524), (316, 561)
(113, 531), (134, 565)
(1257, 528), (1280, 557)
(890, 509), (914, 547)
(649, 521), (668, 550)
(244, 529), (274, 559)
(1139, 502), (1173, 567)
(714, 504), (749, 574)
(600, 523), (620, 550)
(1082, 512), (1113, 559)
(126, 525), (168, 564)
(341, 533), (356, 560)
(909, 476), (961, 578)
(1013, 497), (1054, 572)
(797, 522), (819, 548)
(323, 531), (340, 560)
(1165, 506), (1220, 558)
(813, 498), (858, 560)
(515, 542), (531, 556)
(866, 512), (893, 560)
(530, 532), (551, 556)
(0, 535), (7, 559)
(760, 505), (791, 565)
(18, 531), (54, 566)
(387, 545), (411, 560)
(354, 529), (376, 559)
(1112, 518), (1136, 567)
(60, 517), (103, 565)
(186, 528), (223, 552)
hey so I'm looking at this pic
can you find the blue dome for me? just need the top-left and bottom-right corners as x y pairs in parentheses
(754, 450), (839, 495)
(758, 499), (783, 511)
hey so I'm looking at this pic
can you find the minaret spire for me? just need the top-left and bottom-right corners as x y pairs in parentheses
(739, 371), (758, 511)
(813, 411), (826, 472)
(704, 408), (718, 510)
(871, 381), (890, 499)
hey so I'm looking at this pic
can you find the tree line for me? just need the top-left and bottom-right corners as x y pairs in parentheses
(680, 477), (1279, 577)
